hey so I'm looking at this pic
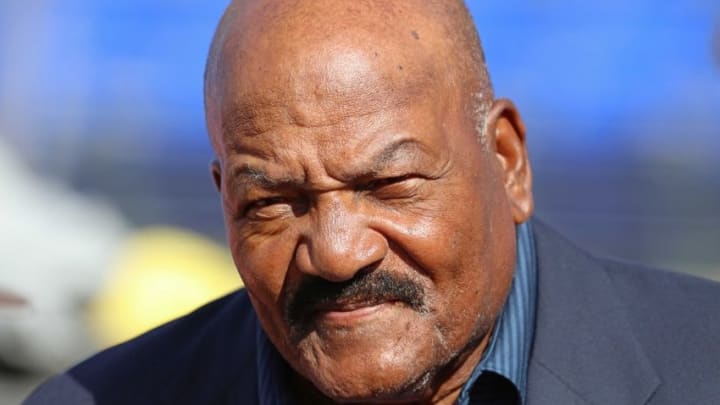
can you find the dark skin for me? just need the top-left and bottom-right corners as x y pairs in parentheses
(205, 1), (533, 403)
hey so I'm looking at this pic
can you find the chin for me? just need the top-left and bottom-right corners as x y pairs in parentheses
(310, 365), (436, 404)
(292, 330), (445, 403)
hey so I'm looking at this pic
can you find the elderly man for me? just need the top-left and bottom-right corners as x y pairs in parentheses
(26, 1), (720, 404)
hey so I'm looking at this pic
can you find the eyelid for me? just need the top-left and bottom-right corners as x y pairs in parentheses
(361, 174), (415, 190)
(242, 195), (311, 221)
(243, 196), (287, 216)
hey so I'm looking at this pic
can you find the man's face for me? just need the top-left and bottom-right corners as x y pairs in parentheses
(207, 18), (529, 401)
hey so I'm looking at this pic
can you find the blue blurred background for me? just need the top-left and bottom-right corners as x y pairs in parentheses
(1, 0), (719, 400)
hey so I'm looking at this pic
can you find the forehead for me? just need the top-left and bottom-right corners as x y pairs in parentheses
(222, 95), (450, 188)
(207, 1), (466, 147)
(213, 44), (459, 173)
(219, 47), (437, 140)
(204, 1), (480, 176)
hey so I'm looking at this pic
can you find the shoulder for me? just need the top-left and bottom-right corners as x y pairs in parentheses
(601, 259), (720, 401)
(25, 289), (260, 405)
(533, 220), (720, 315)
(600, 257), (720, 356)
(601, 257), (720, 314)
(532, 219), (720, 402)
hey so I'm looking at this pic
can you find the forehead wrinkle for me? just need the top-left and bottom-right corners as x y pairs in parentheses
(220, 56), (438, 135)
(221, 98), (296, 139)
(218, 70), (438, 160)
(228, 137), (431, 196)
(327, 138), (433, 183)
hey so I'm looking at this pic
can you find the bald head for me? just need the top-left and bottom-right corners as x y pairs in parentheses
(204, 0), (494, 152)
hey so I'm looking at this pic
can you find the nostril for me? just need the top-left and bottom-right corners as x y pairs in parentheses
(356, 260), (382, 277)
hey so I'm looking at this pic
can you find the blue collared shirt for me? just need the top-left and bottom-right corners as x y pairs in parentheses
(457, 221), (537, 404)
(256, 222), (538, 404)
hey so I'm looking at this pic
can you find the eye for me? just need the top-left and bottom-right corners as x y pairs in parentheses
(358, 175), (423, 204)
(250, 197), (285, 209)
(361, 175), (413, 191)
(243, 196), (294, 219)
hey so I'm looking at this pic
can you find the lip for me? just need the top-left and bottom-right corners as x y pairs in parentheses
(313, 301), (398, 323)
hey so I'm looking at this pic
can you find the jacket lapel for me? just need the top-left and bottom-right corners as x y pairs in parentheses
(526, 220), (660, 405)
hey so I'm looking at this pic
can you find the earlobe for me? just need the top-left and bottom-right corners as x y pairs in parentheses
(486, 99), (534, 224)
(211, 160), (223, 193)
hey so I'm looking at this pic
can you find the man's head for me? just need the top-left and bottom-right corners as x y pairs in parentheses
(204, 0), (532, 402)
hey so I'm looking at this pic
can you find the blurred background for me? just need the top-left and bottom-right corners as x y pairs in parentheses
(1, 0), (718, 402)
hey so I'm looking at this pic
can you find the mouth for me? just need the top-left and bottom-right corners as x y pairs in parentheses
(309, 299), (403, 324)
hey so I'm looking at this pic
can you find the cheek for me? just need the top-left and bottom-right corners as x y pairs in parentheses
(378, 173), (515, 326)
(226, 222), (298, 310)
(379, 186), (499, 283)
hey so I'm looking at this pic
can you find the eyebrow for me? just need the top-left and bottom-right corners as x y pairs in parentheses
(229, 138), (428, 191)
(229, 164), (304, 190)
(358, 138), (427, 177)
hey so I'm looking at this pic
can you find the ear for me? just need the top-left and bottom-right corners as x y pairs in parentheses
(485, 99), (533, 224)
(211, 160), (223, 192)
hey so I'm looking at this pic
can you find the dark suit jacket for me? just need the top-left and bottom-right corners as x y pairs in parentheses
(25, 221), (720, 404)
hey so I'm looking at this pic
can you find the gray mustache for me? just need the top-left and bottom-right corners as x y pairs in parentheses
(283, 270), (427, 339)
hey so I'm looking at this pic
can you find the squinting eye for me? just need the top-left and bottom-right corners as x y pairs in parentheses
(362, 175), (412, 191)
(244, 197), (288, 216)
(253, 197), (285, 209)
(243, 196), (308, 220)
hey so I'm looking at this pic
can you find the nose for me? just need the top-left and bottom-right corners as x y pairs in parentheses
(294, 194), (388, 282)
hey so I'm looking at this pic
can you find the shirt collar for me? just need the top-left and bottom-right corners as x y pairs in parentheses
(256, 222), (538, 404)
(456, 221), (538, 404)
